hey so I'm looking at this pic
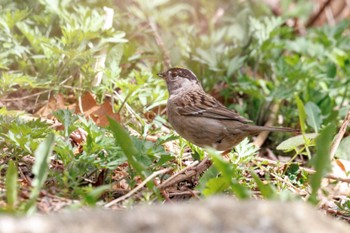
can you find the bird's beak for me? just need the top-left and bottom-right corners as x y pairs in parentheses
(157, 72), (165, 79)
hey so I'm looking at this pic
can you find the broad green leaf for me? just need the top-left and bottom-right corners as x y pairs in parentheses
(336, 136), (350, 160)
(206, 149), (250, 199)
(305, 102), (323, 133)
(287, 37), (325, 57)
(31, 134), (55, 197)
(326, 62), (337, 78)
(196, 165), (219, 192)
(202, 177), (230, 196)
(309, 124), (336, 204)
(227, 56), (246, 76)
(106, 44), (124, 68)
(108, 118), (146, 177)
(277, 133), (318, 151)
(6, 160), (18, 211)
(206, 149), (233, 179)
(26, 133), (55, 213)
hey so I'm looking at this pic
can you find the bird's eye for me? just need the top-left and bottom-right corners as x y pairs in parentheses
(168, 71), (177, 81)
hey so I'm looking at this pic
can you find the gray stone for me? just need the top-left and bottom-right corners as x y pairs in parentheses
(0, 197), (349, 233)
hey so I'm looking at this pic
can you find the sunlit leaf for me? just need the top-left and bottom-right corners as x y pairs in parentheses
(309, 124), (336, 204)
(25, 133), (55, 213)
(336, 136), (350, 160)
(202, 177), (230, 196)
(108, 118), (146, 177)
(277, 133), (318, 151)
(305, 102), (323, 133)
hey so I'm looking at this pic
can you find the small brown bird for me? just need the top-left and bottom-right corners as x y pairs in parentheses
(158, 67), (294, 151)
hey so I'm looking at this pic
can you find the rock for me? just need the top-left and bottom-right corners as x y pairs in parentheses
(0, 197), (349, 233)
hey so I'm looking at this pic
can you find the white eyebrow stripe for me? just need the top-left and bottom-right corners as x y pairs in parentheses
(187, 69), (196, 78)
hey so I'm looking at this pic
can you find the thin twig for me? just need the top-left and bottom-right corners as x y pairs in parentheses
(158, 157), (212, 189)
(104, 168), (172, 207)
(17, 166), (32, 185)
(149, 20), (171, 69)
(325, 4), (335, 26)
(270, 173), (308, 196)
(0, 90), (50, 101)
(306, 0), (333, 27)
(113, 91), (144, 127)
(254, 157), (350, 183)
(158, 161), (199, 188)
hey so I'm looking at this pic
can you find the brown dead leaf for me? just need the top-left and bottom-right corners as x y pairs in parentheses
(330, 159), (350, 196)
(75, 92), (120, 126)
(70, 128), (88, 145)
(69, 128), (88, 155)
(332, 159), (350, 176)
(34, 92), (120, 128)
(35, 94), (75, 118)
(335, 159), (347, 173)
(77, 92), (97, 113)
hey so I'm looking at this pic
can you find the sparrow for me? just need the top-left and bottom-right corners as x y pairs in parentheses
(158, 67), (295, 151)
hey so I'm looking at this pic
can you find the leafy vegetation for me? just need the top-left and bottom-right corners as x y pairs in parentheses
(1, 0), (350, 219)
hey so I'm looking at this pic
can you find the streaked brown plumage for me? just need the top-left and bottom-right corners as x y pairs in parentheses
(158, 67), (295, 151)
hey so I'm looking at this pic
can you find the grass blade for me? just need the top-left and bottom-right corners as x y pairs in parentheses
(25, 133), (55, 213)
(308, 124), (335, 204)
(295, 95), (307, 134)
(251, 172), (276, 199)
(6, 160), (18, 211)
(108, 117), (146, 177)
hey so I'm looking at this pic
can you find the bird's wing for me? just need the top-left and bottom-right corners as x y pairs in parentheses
(174, 90), (251, 124)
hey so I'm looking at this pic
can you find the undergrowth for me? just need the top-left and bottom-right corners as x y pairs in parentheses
(0, 0), (350, 216)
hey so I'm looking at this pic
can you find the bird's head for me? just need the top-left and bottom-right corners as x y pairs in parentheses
(158, 67), (202, 95)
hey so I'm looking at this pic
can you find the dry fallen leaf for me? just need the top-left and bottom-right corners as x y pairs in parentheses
(75, 92), (120, 126)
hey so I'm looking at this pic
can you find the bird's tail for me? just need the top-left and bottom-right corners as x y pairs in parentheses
(246, 125), (298, 133)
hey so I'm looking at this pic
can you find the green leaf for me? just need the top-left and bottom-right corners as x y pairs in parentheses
(6, 160), (18, 211)
(336, 136), (350, 160)
(230, 181), (250, 199)
(196, 165), (219, 192)
(83, 185), (111, 206)
(305, 102), (323, 133)
(227, 56), (246, 76)
(309, 124), (336, 204)
(207, 149), (233, 179)
(285, 163), (306, 185)
(295, 96), (307, 133)
(249, 16), (283, 45)
(25, 133), (55, 213)
(277, 133), (318, 151)
(31, 134), (55, 195)
(234, 137), (259, 158)
(206, 149), (250, 199)
(326, 62), (337, 78)
(106, 44), (124, 68)
(108, 118), (146, 178)
(251, 172), (276, 199)
(202, 177), (230, 196)
(53, 109), (78, 138)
